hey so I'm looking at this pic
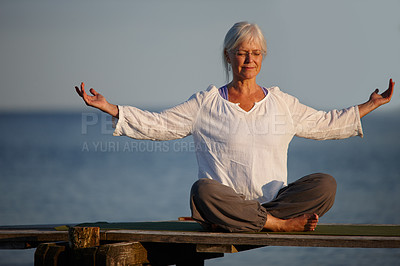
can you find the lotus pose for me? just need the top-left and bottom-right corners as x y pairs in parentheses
(76, 22), (394, 232)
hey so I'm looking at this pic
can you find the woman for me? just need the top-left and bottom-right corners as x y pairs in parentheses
(76, 22), (394, 233)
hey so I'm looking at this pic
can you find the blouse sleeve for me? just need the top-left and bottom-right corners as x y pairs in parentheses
(112, 90), (206, 141)
(275, 87), (363, 140)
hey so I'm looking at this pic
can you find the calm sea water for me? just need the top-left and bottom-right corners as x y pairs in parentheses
(0, 110), (399, 265)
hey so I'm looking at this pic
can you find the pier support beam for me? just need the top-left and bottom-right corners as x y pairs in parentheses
(34, 242), (67, 266)
(35, 226), (222, 265)
(34, 241), (222, 266)
(68, 226), (100, 249)
(96, 242), (149, 266)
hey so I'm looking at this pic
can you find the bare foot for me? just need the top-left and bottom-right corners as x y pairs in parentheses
(263, 213), (319, 232)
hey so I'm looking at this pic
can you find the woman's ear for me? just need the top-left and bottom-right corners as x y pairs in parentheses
(224, 50), (231, 64)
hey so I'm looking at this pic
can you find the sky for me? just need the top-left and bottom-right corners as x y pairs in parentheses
(1, 0), (399, 112)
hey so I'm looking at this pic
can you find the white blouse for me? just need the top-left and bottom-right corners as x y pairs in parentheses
(113, 85), (363, 203)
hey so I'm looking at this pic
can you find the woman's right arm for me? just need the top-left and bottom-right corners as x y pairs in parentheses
(75, 82), (119, 118)
(113, 89), (205, 141)
(76, 81), (209, 141)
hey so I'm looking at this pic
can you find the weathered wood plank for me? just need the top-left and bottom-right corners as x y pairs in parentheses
(0, 230), (69, 249)
(1, 225), (400, 250)
(103, 230), (400, 248)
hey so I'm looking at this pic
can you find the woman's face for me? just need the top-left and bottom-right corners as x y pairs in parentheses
(226, 40), (263, 82)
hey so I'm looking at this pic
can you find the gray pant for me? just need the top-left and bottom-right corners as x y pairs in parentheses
(190, 173), (337, 232)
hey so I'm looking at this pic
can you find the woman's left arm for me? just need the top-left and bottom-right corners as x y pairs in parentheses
(358, 79), (395, 118)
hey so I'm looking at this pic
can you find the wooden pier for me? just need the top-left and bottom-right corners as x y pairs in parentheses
(1, 221), (399, 265)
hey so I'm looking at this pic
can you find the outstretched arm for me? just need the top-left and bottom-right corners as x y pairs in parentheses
(358, 79), (395, 118)
(75, 82), (119, 118)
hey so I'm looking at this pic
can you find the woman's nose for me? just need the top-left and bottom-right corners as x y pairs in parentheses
(244, 54), (254, 63)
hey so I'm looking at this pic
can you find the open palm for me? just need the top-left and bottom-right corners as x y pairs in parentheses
(369, 79), (394, 107)
(75, 82), (108, 110)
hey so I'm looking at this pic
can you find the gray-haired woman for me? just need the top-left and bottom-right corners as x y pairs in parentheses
(76, 21), (394, 232)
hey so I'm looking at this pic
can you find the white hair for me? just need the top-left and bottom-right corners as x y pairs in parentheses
(222, 21), (267, 82)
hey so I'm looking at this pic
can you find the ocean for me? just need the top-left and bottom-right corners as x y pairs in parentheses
(0, 110), (399, 265)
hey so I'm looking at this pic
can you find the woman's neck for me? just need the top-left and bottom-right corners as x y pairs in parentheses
(227, 79), (259, 95)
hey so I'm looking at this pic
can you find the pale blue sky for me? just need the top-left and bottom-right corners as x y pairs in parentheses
(1, 0), (399, 111)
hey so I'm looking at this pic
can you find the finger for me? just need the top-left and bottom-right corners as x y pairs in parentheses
(81, 82), (86, 95)
(75, 86), (83, 97)
(386, 78), (394, 93)
(388, 79), (394, 97)
(387, 86), (393, 98)
(389, 78), (394, 89)
(382, 82), (394, 99)
(388, 78), (393, 92)
(89, 88), (98, 96)
(80, 82), (91, 103)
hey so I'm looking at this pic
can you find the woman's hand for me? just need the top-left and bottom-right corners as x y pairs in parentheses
(358, 79), (395, 118)
(75, 82), (119, 118)
(368, 78), (394, 107)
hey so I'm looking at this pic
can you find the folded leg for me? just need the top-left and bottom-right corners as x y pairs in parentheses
(190, 178), (267, 232)
(263, 173), (337, 219)
(190, 173), (336, 233)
